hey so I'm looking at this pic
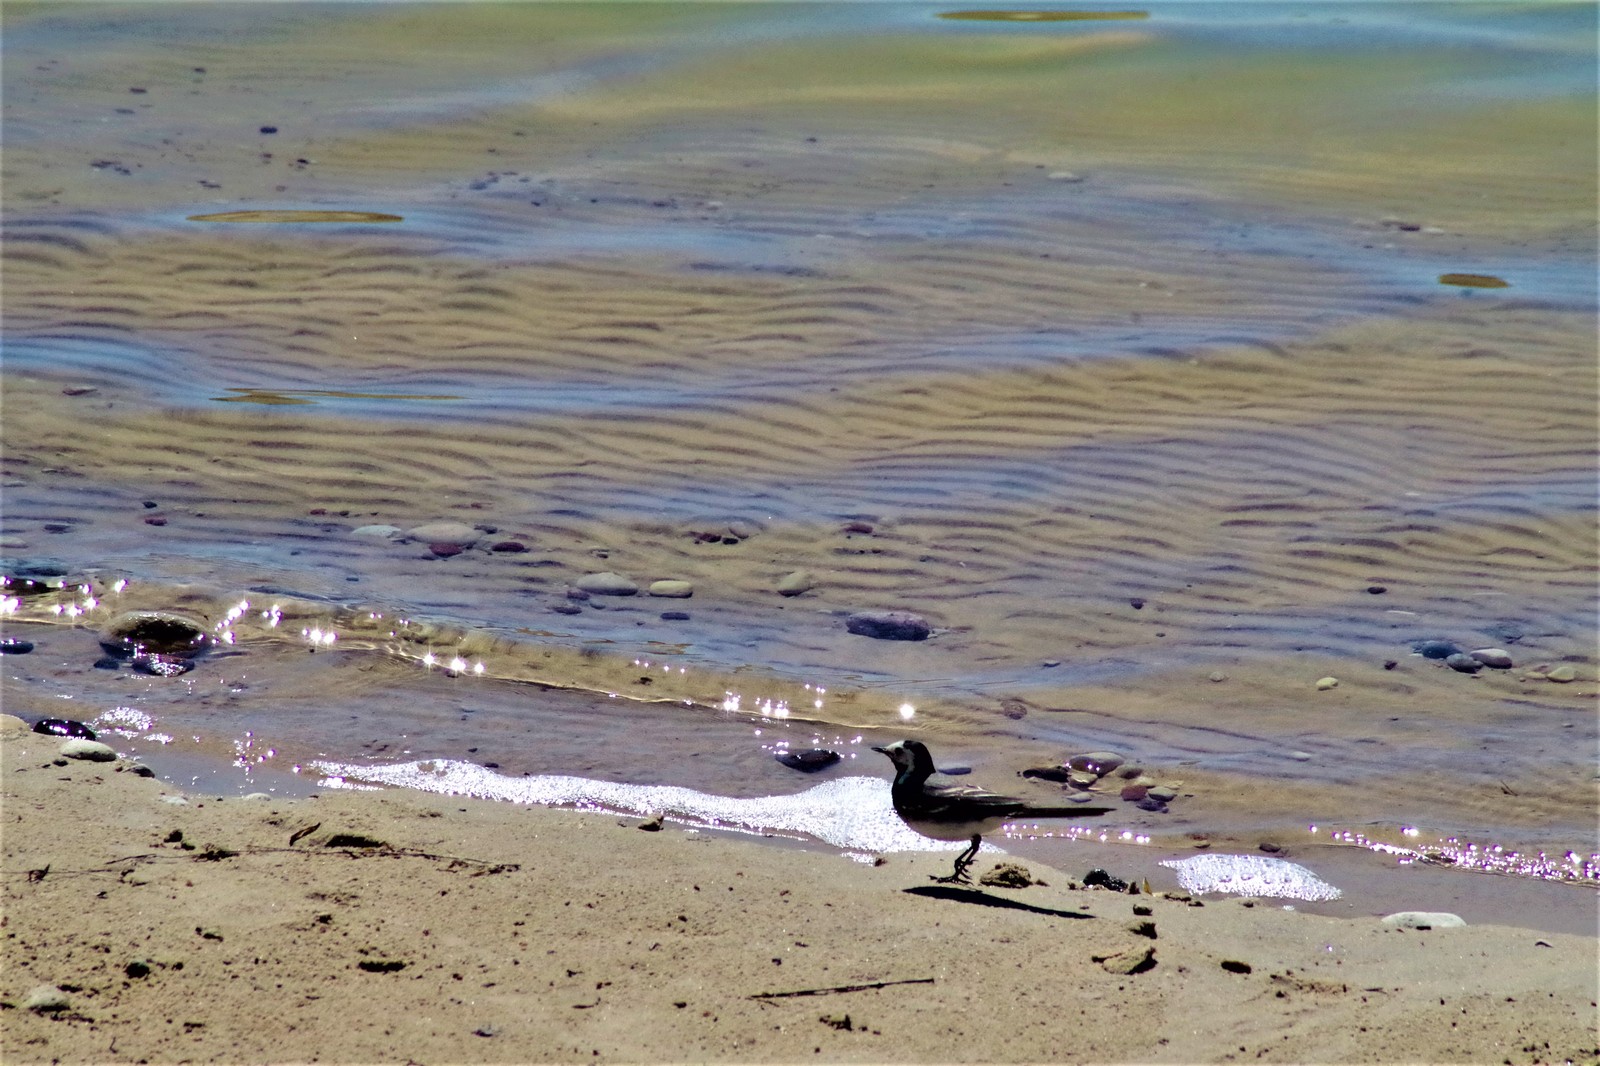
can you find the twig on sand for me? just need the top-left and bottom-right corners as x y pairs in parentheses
(750, 977), (934, 1001)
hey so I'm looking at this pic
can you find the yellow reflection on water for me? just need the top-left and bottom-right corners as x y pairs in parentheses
(213, 388), (462, 405)
(939, 10), (1148, 21)
(186, 210), (403, 223)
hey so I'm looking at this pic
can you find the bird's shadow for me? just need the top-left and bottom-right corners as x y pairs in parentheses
(903, 884), (1096, 919)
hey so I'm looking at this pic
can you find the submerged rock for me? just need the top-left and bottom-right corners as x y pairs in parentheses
(98, 611), (211, 660)
(576, 572), (639, 596)
(844, 610), (930, 641)
(33, 718), (96, 740)
(776, 570), (816, 596)
(774, 749), (840, 773)
(1413, 639), (1462, 660)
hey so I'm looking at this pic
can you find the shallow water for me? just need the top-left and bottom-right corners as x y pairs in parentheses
(3, 3), (1595, 928)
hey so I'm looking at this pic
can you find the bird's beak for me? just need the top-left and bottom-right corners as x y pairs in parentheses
(870, 745), (887, 755)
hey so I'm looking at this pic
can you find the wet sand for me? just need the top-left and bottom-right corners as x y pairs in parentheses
(5, 715), (1597, 1064)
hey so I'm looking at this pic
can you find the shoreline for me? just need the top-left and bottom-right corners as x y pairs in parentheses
(5, 715), (1596, 1064)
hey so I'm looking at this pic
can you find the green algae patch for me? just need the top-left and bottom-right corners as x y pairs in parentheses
(1438, 273), (1510, 289)
(939, 10), (1149, 20)
(187, 210), (403, 223)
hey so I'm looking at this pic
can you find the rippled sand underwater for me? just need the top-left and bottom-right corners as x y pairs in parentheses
(3, 4), (1596, 914)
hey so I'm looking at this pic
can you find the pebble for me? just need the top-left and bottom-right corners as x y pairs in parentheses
(125, 959), (152, 979)
(1067, 752), (1124, 776)
(33, 718), (97, 739)
(489, 540), (527, 553)
(1468, 648), (1513, 669)
(1021, 766), (1073, 784)
(1315, 676), (1339, 690)
(24, 985), (71, 1013)
(844, 610), (930, 641)
(1546, 665), (1577, 683)
(648, 579), (694, 598)
(405, 521), (481, 545)
(1048, 170), (1085, 182)
(1287, 751), (1314, 762)
(1119, 783), (1149, 801)
(1099, 945), (1155, 975)
(1444, 653), (1481, 674)
(1067, 770), (1099, 788)
(351, 525), (402, 539)
(775, 749), (840, 773)
(1146, 785), (1178, 802)
(776, 570), (816, 597)
(61, 738), (117, 761)
(659, 611), (691, 621)
(840, 521), (874, 535)
(550, 602), (582, 615)
(576, 572), (638, 596)
(0, 637), (35, 654)
(1207, 671), (1227, 682)
(565, 588), (591, 601)
(428, 542), (467, 558)
(1413, 639), (1462, 660)
(1381, 911), (1466, 930)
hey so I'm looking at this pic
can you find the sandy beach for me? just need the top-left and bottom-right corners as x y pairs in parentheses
(4, 715), (1595, 1064)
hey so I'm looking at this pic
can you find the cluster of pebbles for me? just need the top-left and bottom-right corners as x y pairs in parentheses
(1410, 639), (1578, 682)
(1023, 751), (1182, 814)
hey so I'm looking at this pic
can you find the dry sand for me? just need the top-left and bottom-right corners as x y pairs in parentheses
(4, 715), (1595, 1064)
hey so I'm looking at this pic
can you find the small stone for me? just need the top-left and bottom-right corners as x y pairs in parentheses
(1413, 639), (1462, 660)
(565, 588), (591, 601)
(840, 521), (874, 535)
(1315, 676), (1339, 690)
(1067, 769), (1099, 788)
(1119, 783), (1149, 801)
(0, 637), (35, 654)
(24, 985), (71, 1013)
(1125, 920), (1157, 939)
(1129, 597), (1145, 609)
(405, 521), (481, 545)
(1042, 659), (1061, 668)
(144, 515), (167, 526)
(1381, 911), (1466, 930)
(61, 738), (117, 761)
(575, 572), (639, 596)
(100, 611), (210, 659)
(648, 579), (693, 598)
(1468, 648), (1513, 669)
(1444, 653), (1481, 673)
(1546, 665), (1577, 683)
(62, 385), (99, 396)
(428, 542), (467, 558)
(1287, 751), (1314, 762)
(1021, 766), (1073, 783)
(776, 570), (816, 596)
(125, 959), (152, 978)
(844, 610), (930, 641)
(1067, 752), (1124, 776)
(1366, 585), (1387, 594)
(489, 540), (527, 553)
(1099, 945), (1155, 975)
(34, 718), (96, 739)
(550, 602), (582, 615)
(1082, 868), (1128, 892)
(351, 525), (402, 539)
(1207, 671), (1227, 682)
(1048, 170), (1085, 182)
(775, 749), (840, 773)
(1219, 959), (1252, 974)
(1146, 786), (1177, 802)
(659, 611), (690, 621)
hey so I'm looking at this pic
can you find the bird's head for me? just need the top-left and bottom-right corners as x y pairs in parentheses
(871, 738), (937, 779)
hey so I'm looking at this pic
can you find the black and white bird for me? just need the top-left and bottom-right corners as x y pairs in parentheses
(873, 739), (1113, 884)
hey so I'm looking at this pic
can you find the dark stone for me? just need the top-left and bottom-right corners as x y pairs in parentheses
(1135, 798), (1168, 812)
(34, 718), (97, 739)
(357, 959), (407, 973)
(844, 610), (930, 641)
(1444, 653), (1481, 674)
(0, 638), (35, 654)
(259, 125), (278, 134)
(1412, 640), (1462, 660)
(1367, 585), (1387, 594)
(1082, 868), (1128, 892)
(550, 602), (582, 615)
(1120, 783), (1149, 801)
(1220, 959), (1252, 974)
(428, 542), (466, 558)
(775, 749), (840, 773)
(93, 657), (122, 670)
(489, 541), (527, 553)
(840, 521), (874, 535)
(144, 516), (167, 526)
(1129, 598), (1145, 609)
(1021, 766), (1073, 783)
(659, 611), (691, 621)
(125, 959), (152, 979)
(565, 588), (591, 601)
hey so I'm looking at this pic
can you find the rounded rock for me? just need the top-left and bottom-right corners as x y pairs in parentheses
(844, 610), (930, 641)
(1413, 639), (1462, 660)
(1067, 752), (1124, 776)
(0, 637), (35, 654)
(575, 572), (639, 596)
(99, 611), (211, 659)
(1469, 648), (1513, 669)
(1546, 665), (1577, 683)
(405, 521), (481, 545)
(33, 718), (96, 740)
(1381, 911), (1466, 930)
(648, 579), (694, 599)
(1315, 676), (1339, 690)
(351, 524), (402, 539)
(24, 985), (71, 1013)
(776, 570), (816, 597)
(1444, 653), (1482, 673)
(775, 749), (840, 773)
(61, 738), (117, 761)
(1146, 785), (1178, 802)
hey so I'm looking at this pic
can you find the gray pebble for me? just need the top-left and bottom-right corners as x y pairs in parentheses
(1469, 648), (1513, 669)
(1444, 653), (1482, 673)
(575, 572), (638, 596)
(659, 611), (691, 621)
(351, 525), (402, 539)
(1067, 752), (1124, 776)
(550, 602), (582, 615)
(1381, 911), (1466, 930)
(1146, 785), (1178, 802)
(776, 570), (816, 597)
(1287, 751), (1314, 762)
(844, 610), (930, 641)
(1413, 639), (1462, 660)
(60, 738), (117, 762)
(24, 985), (71, 1013)
(404, 521), (481, 545)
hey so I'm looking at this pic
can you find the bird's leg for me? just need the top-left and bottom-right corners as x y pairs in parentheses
(932, 834), (982, 884)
